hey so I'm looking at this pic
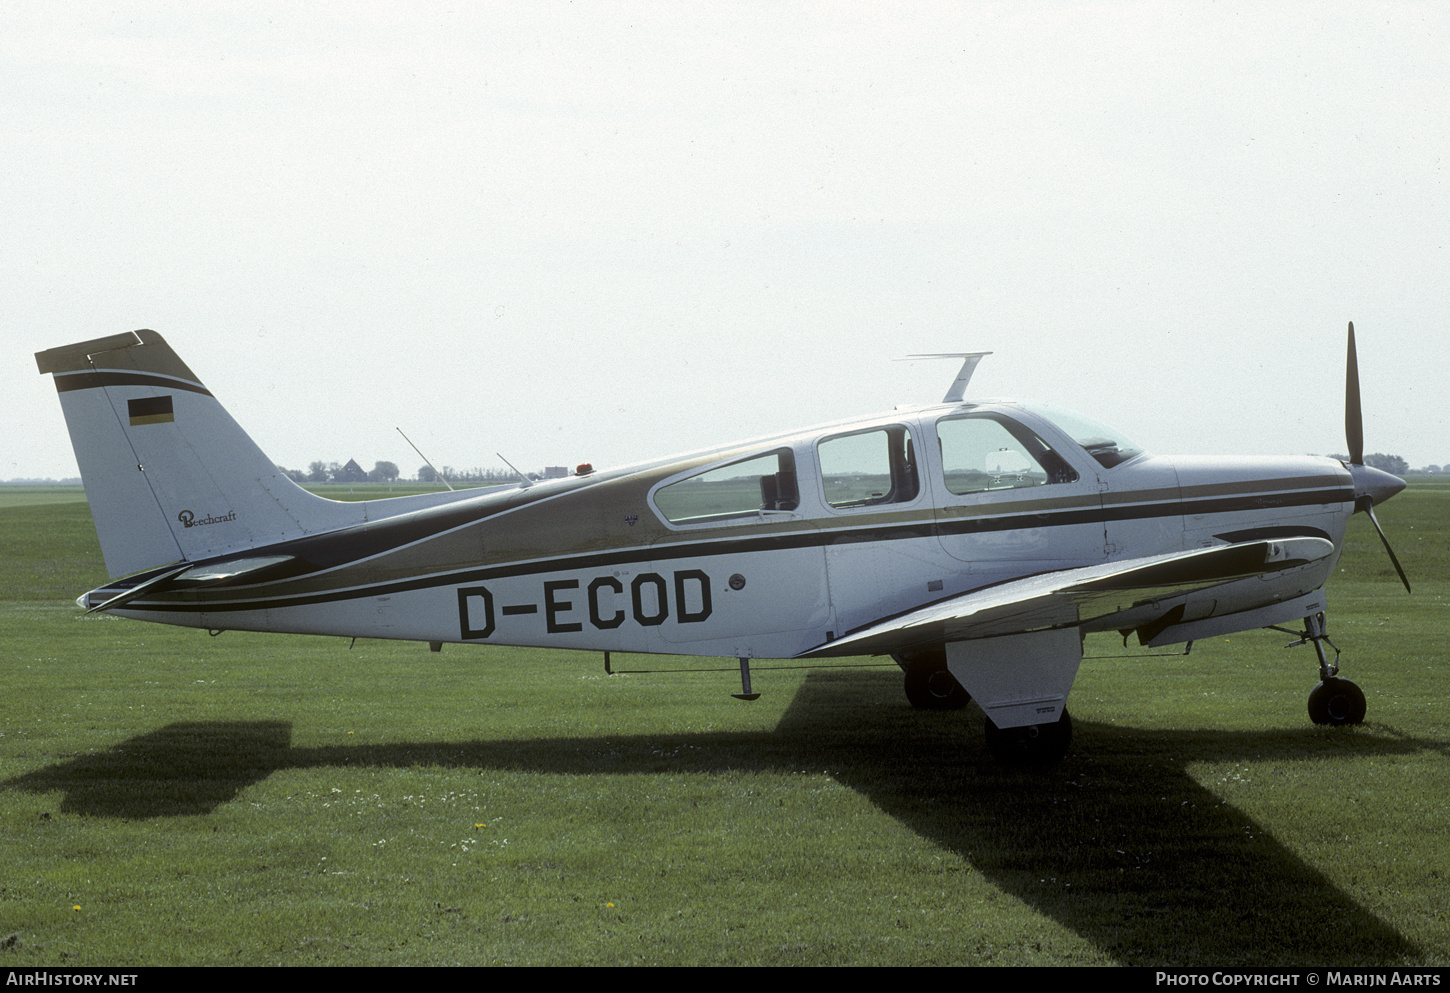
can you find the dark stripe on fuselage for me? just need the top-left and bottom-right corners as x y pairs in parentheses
(54, 371), (214, 396)
(106, 483), (1353, 615)
(1214, 525), (1334, 543)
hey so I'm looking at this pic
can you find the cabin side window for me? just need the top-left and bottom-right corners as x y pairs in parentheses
(653, 449), (799, 525)
(936, 414), (1077, 495)
(818, 426), (920, 509)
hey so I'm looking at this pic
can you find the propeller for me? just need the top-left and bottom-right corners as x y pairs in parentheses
(1344, 322), (1411, 593)
(1345, 322), (1363, 466)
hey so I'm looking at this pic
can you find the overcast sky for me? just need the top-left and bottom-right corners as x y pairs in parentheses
(5, 2), (1446, 482)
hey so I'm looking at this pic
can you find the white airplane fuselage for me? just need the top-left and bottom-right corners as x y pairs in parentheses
(85, 401), (1353, 661)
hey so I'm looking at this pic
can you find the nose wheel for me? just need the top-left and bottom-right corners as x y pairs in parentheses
(1276, 611), (1366, 726)
(1308, 677), (1367, 725)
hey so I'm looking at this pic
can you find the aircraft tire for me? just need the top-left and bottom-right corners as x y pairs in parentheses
(896, 650), (971, 710)
(1307, 677), (1366, 726)
(984, 710), (1072, 765)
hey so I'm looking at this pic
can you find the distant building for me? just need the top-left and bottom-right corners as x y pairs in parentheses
(339, 459), (368, 483)
(543, 466), (570, 479)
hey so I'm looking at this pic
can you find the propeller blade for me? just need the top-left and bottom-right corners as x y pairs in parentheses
(1360, 498), (1412, 594)
(1341, 325), (1409, 592)
(1345, 321), (1364, 465)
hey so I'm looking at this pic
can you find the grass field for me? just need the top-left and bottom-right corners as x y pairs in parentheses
(0, 487), (88, 509)
(0, 485), (1446, 965)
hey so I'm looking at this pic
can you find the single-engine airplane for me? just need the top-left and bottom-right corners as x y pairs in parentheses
(35, 326), (1409, 763)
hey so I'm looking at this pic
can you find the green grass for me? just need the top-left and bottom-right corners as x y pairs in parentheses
(0, 486), (89, 509)
(0, 489), (1446, 965)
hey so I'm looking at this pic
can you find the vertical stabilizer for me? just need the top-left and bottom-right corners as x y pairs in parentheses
(36, 330), (354, 578)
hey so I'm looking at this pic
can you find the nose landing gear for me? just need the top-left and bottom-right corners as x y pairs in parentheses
(1276, 611), (1366, 726)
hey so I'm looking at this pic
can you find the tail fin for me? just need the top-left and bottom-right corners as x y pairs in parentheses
(36, 330), (355, 578)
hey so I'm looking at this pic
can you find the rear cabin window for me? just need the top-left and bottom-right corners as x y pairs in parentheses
(653, 449), (798, 525)
(818, 426), (920, 509)
(936, 414), (1077, 495)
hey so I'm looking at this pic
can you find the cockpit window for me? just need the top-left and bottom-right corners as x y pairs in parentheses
(1022, 402), (1144, 469)
(654, 449), (798, 525)
(936, 413), (1077, 495)
(818, 426), (919, 509)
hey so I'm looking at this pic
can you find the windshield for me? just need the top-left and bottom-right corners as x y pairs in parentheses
(1020, 402), (1145, 469)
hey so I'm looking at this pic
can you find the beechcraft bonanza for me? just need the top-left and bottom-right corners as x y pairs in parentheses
(35, 326), (1410, 763)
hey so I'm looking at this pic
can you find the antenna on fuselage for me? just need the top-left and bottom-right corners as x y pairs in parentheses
(496, 452), (534, 489)
(904, 352), (993, 403)
(397, 427), (454, 491)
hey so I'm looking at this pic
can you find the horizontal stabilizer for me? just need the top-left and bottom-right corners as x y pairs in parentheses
(83, 555), (301, 613)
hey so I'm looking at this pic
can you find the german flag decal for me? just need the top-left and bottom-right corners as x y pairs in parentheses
(128, 395), (174, 425)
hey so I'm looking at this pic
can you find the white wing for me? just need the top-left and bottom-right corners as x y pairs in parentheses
(797, 537), (1334, 659)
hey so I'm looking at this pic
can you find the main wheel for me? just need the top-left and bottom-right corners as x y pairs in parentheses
(1308, 677), (1366, 725)
(895, 649), (970, 710)
(984, 710), (1073, 765)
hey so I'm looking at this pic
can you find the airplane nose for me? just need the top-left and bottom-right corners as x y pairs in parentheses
(1350, 463), (1407, 509)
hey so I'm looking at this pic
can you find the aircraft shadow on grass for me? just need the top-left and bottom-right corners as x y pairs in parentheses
(6, 669), (1439, 965)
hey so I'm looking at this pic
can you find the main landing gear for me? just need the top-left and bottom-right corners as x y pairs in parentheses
(893, 648), (971, 710)
(984, 710), (1073, 766)
(1278, 611), (1367, 726)
(894, 647), (1072, 764)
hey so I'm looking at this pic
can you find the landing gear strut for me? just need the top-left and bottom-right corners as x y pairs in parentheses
(893, 648), (971, 710)
(1279, 611), (1366, 726)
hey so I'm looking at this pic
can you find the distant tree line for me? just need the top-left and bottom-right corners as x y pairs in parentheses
(273, 461), (527, 484)
(1326, 453), (1412, 476)
(415, 465), (530, 484)
(275, 460), (401, 484)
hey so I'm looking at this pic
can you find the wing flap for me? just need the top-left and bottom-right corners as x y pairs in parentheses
(797, 537), (1334, 659)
